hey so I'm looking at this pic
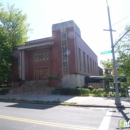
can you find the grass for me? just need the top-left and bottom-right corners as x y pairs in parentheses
(60, 102), (76, 105)
(89, 93), (94, 96)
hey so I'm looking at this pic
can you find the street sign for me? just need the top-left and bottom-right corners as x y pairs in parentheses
(100, 50), (112, 55)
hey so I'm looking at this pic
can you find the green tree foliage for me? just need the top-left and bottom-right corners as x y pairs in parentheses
(116, 25), (130, 77)
(100, 59), (113, 69)
(0, 4), (30, 46)
(114, 25), (130, 86)
(0, 3), (30, 82)
(100, 59), (113, 87)
(0, 31), (13, 82)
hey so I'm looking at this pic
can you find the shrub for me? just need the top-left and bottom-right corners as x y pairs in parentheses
(60, 88), (71, 95)
(96, 88), (104, 93)
(88, 86), (93, 92)
(48, 76), (59, 81)
(121, 93), (128, 97)
(104, 88), (110, 93)
(0, 88), (10, 95)
(92, 89), (97, 94)
(120, 88), (128, 97)
(102, 92), (108, 97)
(108, 93), (115, 97)
(54, 88), (90, 96)
(92, 88), (104, 97)
(76, 88), (90, 96)
(14, 78), (22, 82)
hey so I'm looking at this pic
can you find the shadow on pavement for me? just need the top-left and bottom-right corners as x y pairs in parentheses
(6, 102), (60, 110)
(3, 94), (76, 110)
(117, 107), (130, 122)
(104, 97), (130, 103)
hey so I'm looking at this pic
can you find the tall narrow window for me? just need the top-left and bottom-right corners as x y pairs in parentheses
(90, 58), (92, 74)
(95, 62), (97, 75)
(83, 52), (86, 72)
(78, 48), (81, 71)
(93, 60), (94, 74)
(87, 55), (89, 73)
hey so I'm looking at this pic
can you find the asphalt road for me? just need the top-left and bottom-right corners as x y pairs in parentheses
(0, 102), (129, 130)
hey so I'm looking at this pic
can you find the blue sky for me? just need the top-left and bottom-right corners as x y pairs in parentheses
(1, 0), (130, 66)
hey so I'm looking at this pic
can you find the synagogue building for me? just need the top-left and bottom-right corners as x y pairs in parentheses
(12, 20), (103, 88)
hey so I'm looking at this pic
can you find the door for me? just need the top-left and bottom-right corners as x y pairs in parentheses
(35, 68), (49, 80)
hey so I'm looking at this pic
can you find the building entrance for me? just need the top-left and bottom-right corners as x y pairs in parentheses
(35, 67), (49, 80)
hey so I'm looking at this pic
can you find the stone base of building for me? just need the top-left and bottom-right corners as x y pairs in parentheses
(62, 74), (85, 88)
(62, 74), (104, 88)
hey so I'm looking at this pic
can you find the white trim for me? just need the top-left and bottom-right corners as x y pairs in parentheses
(18, 42), (54, 50)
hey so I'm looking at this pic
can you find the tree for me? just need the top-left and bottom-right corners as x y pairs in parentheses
(100, 59), (113, 75)
(0, 31), (12, 82)
(115, 25), (130, 85)
(0, 4), (30, 46)
(0, 4), (31, 82)
(100, 25), (130, 86)
(100, 59), (113, 87)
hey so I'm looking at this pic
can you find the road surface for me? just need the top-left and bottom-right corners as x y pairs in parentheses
(0, 102), (129, 130)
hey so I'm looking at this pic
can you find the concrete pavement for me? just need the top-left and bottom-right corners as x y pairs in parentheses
(0, 93), (130, 108)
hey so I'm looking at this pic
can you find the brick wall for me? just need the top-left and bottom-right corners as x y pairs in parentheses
(66, 27), (77, 74)
(52, 30), (63, 78)
(25, 48), (53, 80)
(75, 32), (98, 76)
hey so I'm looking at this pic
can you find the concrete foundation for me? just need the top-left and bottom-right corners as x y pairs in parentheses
(62, 74), (85, 88)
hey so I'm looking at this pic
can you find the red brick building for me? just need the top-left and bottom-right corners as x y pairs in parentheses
(12, 20), (103, 88)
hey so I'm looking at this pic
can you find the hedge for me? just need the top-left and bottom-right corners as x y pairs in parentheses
(54, 87), (128, 97)
(0, 88), (10, 95)
(55, 88), (90, 96)
(92, 88), (104, 97)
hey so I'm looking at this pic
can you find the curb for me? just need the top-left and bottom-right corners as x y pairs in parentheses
(0, 99), (130, 108)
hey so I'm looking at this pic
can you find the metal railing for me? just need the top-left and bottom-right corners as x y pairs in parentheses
(27, 75), (48, 94)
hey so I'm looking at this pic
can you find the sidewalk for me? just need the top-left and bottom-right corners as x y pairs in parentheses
(0, 93), (130, 108)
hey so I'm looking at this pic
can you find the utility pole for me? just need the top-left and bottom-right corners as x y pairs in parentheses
(105, 0), (121, 106)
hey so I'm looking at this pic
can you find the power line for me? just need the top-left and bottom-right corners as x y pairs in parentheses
(112, 15), (130, 26)
(115, 21), (130, 31)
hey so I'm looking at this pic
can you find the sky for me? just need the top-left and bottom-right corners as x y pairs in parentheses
(1, 0), (130, 67)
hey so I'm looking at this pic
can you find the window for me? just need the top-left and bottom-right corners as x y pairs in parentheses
(90, 58), (92, 74)
(34, 50), (49, 62)
(95, 62), (97, 75)
(83, 52), (86, 72)
(87, 55), (89, 73)
(93, 60), (94, 74)
(18, 58), (20, 76)
(62, 33), (67, 40)
(44, 50), (49, 60)
(78, 48), (81, 71)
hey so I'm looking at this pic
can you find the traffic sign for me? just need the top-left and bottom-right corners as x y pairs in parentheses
(100, 50), (112, 55)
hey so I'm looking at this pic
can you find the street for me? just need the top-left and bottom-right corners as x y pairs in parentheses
(0, 102), (129, 130)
